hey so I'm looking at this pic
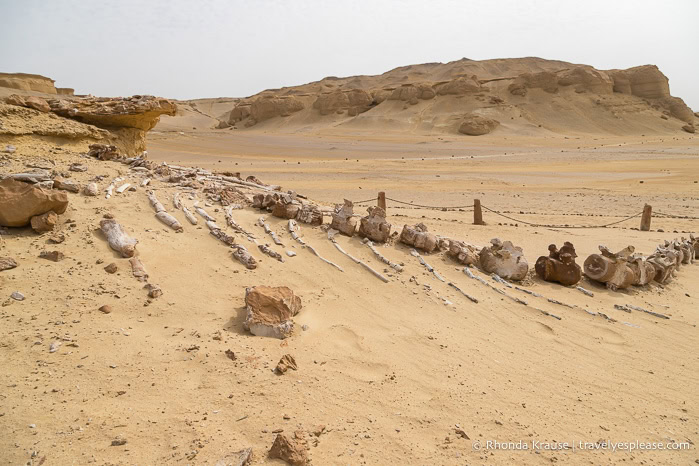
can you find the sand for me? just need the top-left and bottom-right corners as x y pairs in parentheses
(1, 123), (698, 465)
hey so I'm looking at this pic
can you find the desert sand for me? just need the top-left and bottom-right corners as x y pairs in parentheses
(1, 58), (698, 465)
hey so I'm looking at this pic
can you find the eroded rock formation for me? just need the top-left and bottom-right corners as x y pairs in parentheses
(313, 89), (372, 115)
(459, 114), (500, 136)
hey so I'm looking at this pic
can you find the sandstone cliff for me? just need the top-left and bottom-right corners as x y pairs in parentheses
(220, 58), (696, 136)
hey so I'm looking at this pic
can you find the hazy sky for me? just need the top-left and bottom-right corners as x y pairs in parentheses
(1, 0), (697, 109)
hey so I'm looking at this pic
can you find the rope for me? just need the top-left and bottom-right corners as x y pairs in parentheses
(385, 197), (474, 210)
(353, 197), (378, 204)
(654, 211), (699, 220)
(480, 205), (644, 229)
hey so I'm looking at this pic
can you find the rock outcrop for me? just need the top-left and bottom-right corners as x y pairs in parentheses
(479, 238), (529, 281)
(239, 96), (304, 125)
(0, 72), (58, 94)
(458, 114), (499, 136)
(557, 67), (613, 94)
(313, 89), (372, 115)
(243, 286), (302, 339)
(0, 178), (69, 227)
(435, 76), (481, 95)
(2, 94), (176, 156)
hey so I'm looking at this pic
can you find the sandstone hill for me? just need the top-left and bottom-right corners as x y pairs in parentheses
(0, 72), (74, 95)
(217, 57), (697, 136)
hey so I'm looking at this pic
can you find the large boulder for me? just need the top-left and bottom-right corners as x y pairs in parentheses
(358, 206), (391, 242)
(479, 238), (529, 281)
(243, 286), (302, 339)
(458, 114), (499, 136)
(0, 178), (68, 227)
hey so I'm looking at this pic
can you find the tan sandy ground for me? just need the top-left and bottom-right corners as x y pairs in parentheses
(1, 127), (698, 465)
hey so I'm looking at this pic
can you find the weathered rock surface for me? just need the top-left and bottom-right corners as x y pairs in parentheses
(243, 286), (302, 339)
(358, 206), (391, 242)
(330, 199), (357, 237)
(0, 73), (58, 93)
(480, 238), (529, 281)
(25, 96), (51, 113)
(245, 96), (304, 124)
(84, 183), (99, 196)
(0, 178), (69, 227)
(313, 89), (372, 115)
(535, 242), (582, 286)
(30, 210), (58, 233)
(400, 223), (438, 253)
(269, 431), (308, 465)
(435, 76), (481, 95)
(458, 114), (500, 136)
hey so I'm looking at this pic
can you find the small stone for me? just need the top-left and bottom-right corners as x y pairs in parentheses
(69, 163), (88, 172)
(104, 263), (118, 274)
(4, 145), (16, 154)
(225, 349), (236, 361)
(30, 211), (58, 233)
(111, 438), (127, 446)
(49, 341), (61, 353)
(301, 324), (309, 331)
(275, 354), (298, 374)
(0, 257), (18, 271)
(99, 305), (112, 314)
(286, 251), (296, 257)
(39, 250), (64, 262)
(144, 283), (162, 298)
(28, 424), (36, 429)
(48, 233), (65, 244)
(11, 291), (25, 301)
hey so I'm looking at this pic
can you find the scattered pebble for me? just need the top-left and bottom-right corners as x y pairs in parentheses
(11, 291), (25, 301)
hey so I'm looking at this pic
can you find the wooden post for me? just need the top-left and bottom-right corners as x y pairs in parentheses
(640, 204), (652, 231)
(378, 192), (386, 213)
(473, 199), (484, 225)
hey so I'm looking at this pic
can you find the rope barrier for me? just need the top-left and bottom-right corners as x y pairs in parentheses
(350, 194), (695, 227)
(654, 211), (699, 220)
(385, 197), (474, 210)
(480, 205), (644, 229)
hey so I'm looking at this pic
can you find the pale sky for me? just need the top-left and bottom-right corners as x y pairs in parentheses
(1, 0), (697, 109)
